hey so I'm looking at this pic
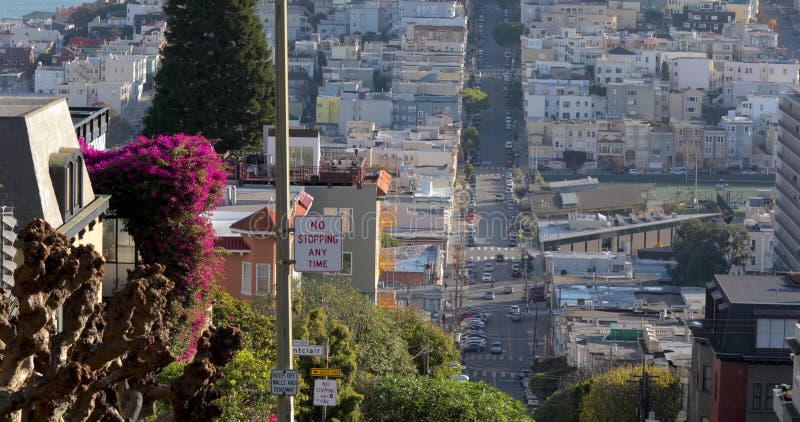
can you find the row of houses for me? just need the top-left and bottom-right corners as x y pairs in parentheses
(519, 0), (797, 173)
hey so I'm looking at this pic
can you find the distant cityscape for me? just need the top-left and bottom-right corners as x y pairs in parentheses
(1, 0), (800, 420)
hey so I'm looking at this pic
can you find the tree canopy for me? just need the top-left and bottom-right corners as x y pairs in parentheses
(297, 281), (418, 377)
(462, 88), (490, 115)
(144, 0), (275, 152)
(578, 365), (681, 422)
(668, 220), (751, 285)
(492, 22), (524, 47)
(362, 375), (533, 422)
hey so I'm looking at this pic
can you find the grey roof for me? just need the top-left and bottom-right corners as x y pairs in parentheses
(0, 96), (59, 118)
(715, 275), (800, 305)
(0, 97), (96, 229)
(533, 183), (655, 214)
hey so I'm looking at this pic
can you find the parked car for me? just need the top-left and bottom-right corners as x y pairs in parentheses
(462, 342), (486, 353)
(505, 141), (513, 149)
(484, 290), (496, 300)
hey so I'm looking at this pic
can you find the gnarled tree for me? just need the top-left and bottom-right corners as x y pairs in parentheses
(0, 219), (243, 421)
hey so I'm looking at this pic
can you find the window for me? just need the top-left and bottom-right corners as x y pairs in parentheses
(324, 207), (352, 233)
(753, 383), (762, 410)
(241, 262), (252, 295)
(702, 365), (712, 391)
(756, 319), (796, 348)
(341, 252), (353, 275)
(255, 264), (271, 296)
(767, 385), (775, 410)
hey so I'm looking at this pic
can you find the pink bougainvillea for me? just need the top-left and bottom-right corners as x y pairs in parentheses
(81, 134), (227, 359)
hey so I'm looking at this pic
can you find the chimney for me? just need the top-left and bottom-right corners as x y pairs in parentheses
(727, 110), (736, 120)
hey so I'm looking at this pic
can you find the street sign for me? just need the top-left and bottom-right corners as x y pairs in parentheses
(310, 368), (343, 377)
(313, 379), (338, 406)
(293, 344), (326, 356)
(270, 369), (298, 396)
(294, 216), (343, 272)
(293, 339), (308, 347)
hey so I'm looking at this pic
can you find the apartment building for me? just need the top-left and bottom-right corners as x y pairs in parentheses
(775, 90), (800, 270)
(723, 62), (800, 85)
(719, 111), (754, 170)
(606, 81), (669, 121)
(688, 275), (797, 422)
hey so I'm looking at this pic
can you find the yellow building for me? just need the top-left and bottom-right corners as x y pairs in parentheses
(315, 96), (340, 124)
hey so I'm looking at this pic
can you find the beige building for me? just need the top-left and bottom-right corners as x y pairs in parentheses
(668, 88), (706, 122)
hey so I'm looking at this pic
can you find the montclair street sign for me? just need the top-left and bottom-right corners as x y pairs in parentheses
(294, 215), (343, 272)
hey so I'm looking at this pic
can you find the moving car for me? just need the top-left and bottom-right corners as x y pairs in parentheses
(509, 305), (520, 314)
(495, 254), (505, 262)
(504, 285), (514, 294)
(482, 272), (493, 282)
(491, 341), (503, 354)
(484, 290), (495, 300)
(483, 262), (494, 272)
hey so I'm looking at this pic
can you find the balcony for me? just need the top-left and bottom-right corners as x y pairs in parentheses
(773, 387), (800, 422)
(230, 158), (367, 186)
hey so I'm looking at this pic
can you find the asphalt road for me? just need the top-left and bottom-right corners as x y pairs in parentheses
(456, 172), (550, 404)
(473, 2), (514, 168)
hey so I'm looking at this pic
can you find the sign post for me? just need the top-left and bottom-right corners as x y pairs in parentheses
(270, 370), (298, 396)
(292, 344), (326, 356)
(294, 216), (343, 272)
(313, 379), (338, 407)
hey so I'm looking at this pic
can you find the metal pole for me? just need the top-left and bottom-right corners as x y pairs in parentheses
(275, 0), (294, 417)
(322, 337), (330, 422)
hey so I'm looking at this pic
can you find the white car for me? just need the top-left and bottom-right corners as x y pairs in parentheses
(491, 341), (503, 354)
(482, 272), (493, 282)
(505, 141), (513, 149)
(509, 305), (520, 314)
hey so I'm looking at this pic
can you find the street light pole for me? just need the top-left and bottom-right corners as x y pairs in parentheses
(275, 0), (294, 418)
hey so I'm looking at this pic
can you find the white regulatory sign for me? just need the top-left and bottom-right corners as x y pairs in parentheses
(292, 345), (326, 356)
(313, 379), (338, 406)
(294, 216), (343, 273)
(271, 370), (298, 396)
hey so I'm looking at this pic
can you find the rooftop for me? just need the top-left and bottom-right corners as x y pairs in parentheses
(0, 96), (59, 118)
(539, 212), (717, 242)
(715, 274), (800, 305)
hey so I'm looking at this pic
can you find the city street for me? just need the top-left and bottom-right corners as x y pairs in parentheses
(455, 172), (549, 403)
(473, 3), (515, 167)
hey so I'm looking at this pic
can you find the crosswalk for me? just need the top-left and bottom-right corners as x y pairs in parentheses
(470, 368), (526, 378)
(467, 354), (527, 362)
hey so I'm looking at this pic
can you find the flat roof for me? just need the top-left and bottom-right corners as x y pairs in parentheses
(715, 275), (800, 305)
(0, 96), (60, 118)
(539, 213), (717, 242)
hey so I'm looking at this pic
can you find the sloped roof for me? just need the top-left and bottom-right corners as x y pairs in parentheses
(372, 170), (393, 196)
(215, 236), (251, 253)
(608, 46), (635, 55)
(228, 192), (314, 235)
(230, 207), (277, 234)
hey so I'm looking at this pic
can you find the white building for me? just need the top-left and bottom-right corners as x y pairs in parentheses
(667, 57), (712, 92)
(723, 62), (800, 85)
(56, 81), (133, 118)
(34, 66), (64, 95)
